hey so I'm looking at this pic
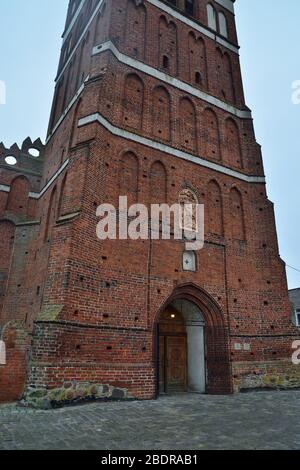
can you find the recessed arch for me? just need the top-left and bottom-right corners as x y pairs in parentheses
(119, 151), (139, 205)
(155, 283), (232, 395)
(179, 96), (197, 152)
(223, 52), (235, 103)
(159, 16), (178, 75)
(188, 32), (208, 90)
(215, 47), (225, 97)
(152, 85), (171, 142)
(44, 186), (58, 243)
(207, 179), (224, 236)
(6, 175), (30, 216)
(203, 107), (221, 160)
(50, 78), (64, 130)
(94, 6), (106, 45)
(230, 186), (245, 240)
(0, 220), (16, 315)
(58, 172), (68, 217)
(76, 36), (87, 90)
(125, 0), (147, 59)
(157, 283), (225, 327)
(69, 97), (82, 149)
(150, 160), (167, 204)
(123, 73), (145, 130)
(224, 117), (243, 168)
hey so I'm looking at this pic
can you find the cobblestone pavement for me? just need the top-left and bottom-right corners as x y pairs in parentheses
(0, 391), (300, 450)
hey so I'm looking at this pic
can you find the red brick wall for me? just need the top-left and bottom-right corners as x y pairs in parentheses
(0, 141), (44, 402)
(0, 221), (15, 315)
(1, 0), (299, 403)
(0, 327), (29, 403)
(109, 0), (245, 106)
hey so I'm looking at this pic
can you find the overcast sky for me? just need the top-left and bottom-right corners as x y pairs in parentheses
(0, 0), (299, 288)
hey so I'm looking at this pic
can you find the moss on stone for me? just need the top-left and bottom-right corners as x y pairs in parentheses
(37, 305), (64, 322)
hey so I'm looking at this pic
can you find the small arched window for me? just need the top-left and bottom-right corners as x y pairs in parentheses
(195, 71), (202, 85)
(219, 12), (228, 38)
(185, 0), (194, 16)
(183, 251), (197, 272)
(207, 3), (217, 31)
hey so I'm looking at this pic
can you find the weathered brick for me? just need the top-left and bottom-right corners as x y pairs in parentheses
(1, 0), (300, 404)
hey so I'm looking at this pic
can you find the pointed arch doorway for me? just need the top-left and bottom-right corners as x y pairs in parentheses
(158, 300), (206, 394)
(156, 284), (233, 396)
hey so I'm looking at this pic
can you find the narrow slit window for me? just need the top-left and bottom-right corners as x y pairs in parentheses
(296, 309), (300, 327)
(207, 4), (217, 31)
(163, 55), (169, 69)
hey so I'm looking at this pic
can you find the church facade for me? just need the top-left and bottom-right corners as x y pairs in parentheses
(1, 0), (300, 406)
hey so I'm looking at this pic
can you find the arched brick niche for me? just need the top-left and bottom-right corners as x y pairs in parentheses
(155, 283), (233, 395)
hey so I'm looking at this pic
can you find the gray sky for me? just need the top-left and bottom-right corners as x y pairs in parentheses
(0, 0), (299, 288)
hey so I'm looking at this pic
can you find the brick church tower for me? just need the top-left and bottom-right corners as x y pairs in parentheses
(1, 0), (300, 406)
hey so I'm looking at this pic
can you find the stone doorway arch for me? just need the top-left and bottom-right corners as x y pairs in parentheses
(155, 283), (233, 396)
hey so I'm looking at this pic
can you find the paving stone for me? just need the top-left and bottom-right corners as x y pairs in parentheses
(0, 391), (300, 450)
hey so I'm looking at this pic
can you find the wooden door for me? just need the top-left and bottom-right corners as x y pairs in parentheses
(159, 335), (166, 393)
(159, 335), (187, 393)
(167, 336), (187, 392)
